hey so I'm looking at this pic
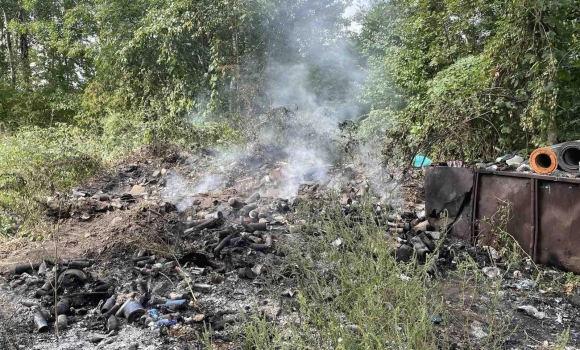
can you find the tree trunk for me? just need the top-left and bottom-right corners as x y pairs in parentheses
(232, 26), (240, 108)
(17, 7), (30, 87)
(2, 8), (15, 87)
(547, 118), (558, 145)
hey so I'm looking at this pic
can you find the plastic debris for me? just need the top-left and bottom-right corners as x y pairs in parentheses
(148, 309), (160, 321)
(515, 279), (536, 290)
(330, 238), (342, 247)
(516, 164), (531, 172)
(506, 155), (524, 165)
(517, 305), (546, 319)
(470, 322), (488, 339)
(157, 313), (178, 329)
(399, 274), (411, 281)
(431, 316), (442, 324)
(413, 155), (432, 168)
(482, 266), (501, 278)
(496, 154), (513, 162)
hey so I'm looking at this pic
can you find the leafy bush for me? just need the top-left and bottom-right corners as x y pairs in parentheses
(360, 0), (580, 163)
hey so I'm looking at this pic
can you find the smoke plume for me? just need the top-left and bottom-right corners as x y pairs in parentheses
(163, 0), (399, 210)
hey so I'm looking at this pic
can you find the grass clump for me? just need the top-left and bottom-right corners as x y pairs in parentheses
(0, 124), (102, 237)
(241, 195), (444, 349)
(0, 119), (240, 239)
(289, 198), (441, 349)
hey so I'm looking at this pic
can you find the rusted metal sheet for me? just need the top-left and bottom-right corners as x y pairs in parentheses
(473, 174), (533, 255)
(425, 167), (473, 240)
(425, 167), (473, 217)
(536, 181), (580, 271)
(425, 167), (580, 273)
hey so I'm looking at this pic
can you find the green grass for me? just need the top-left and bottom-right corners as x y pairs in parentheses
(234, 194), (555, 349)
(236, 196), (444, 349)
(0, 125), (102, 238)
(0, 120), (240, 239)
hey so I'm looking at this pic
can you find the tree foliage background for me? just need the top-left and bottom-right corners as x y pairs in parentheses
(359, 0), (580, 160)
(0, 0), (579, 234)
(0, 0), (355, 141)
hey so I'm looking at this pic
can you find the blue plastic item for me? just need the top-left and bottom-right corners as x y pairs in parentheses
(148, 309), (160, 321)
(431, 316), (442, 324)
(413, 155), (432, 167)
(515, 279), (536, 290)
(157, 319), (177, 327)
(165, 299), (187, 306)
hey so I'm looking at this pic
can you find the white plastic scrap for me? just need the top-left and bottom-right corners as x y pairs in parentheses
(506, 155), (524, 165)
(399, 274), (411, 281)
(470, 322), (488, 339)
(330, 238), (342, 247)
(482, 266), (501, 278)
(517, 305), (546, 319)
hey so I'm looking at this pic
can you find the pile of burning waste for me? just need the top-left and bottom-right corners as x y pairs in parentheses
(2, 147), (580, 348)
(0, 138), (416, 347)
(4, 184), (299, 348)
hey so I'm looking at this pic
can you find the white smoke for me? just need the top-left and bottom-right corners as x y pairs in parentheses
(193, 175), (224, 194)
(162, 1), (399, 209)
(163, 173), (193, 212)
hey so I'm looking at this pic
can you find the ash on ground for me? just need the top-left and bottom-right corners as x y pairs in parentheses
(0, 150), (579, 349)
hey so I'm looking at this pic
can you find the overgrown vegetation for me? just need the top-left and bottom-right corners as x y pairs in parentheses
(0, 0), (358, 236)
(0, 1), (578, 234)
(286, 198), (442, 348)
(225, 195), (533, 349)
(358, 0), (580, 161)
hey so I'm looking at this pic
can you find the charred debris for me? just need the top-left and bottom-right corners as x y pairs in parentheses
(3, 150), (580, 348)
(2, 151), (432, 347)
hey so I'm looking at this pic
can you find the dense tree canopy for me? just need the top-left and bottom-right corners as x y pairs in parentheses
(359, 0), (580, 160)
(2, 0), (578, 161)
(0, 0), (356, 140)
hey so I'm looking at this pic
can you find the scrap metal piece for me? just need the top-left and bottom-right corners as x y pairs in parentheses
(474, 173), (533, 253)
(214, 234), (235, 254)
(245, 192), (261, 204)
(425, 167), (473, 240)
(14, 263), (39, 275)
(242, 222), (267, 233)
(107, 315), (119, 333)
(57, 315), (68, 330)
(240, 203), (258, 216)
(184, 218), (221, 233)
(101, 295), (117, 314)
(123, 301), (145, 323)
(56, 299), (71, 315)
(238, 267), (256, 279)
(65, 259), (95, 269)
(57, 269), (88, 287)
(536, 180), (580, 271)
(34, 311), (49, 333)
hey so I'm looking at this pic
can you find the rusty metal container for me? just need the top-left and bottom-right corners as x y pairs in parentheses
(123, 301), (145, 323)
(426, 166), (580, 273)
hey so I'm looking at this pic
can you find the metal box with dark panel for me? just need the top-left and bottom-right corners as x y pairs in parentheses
(425, 166), (580, 273)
